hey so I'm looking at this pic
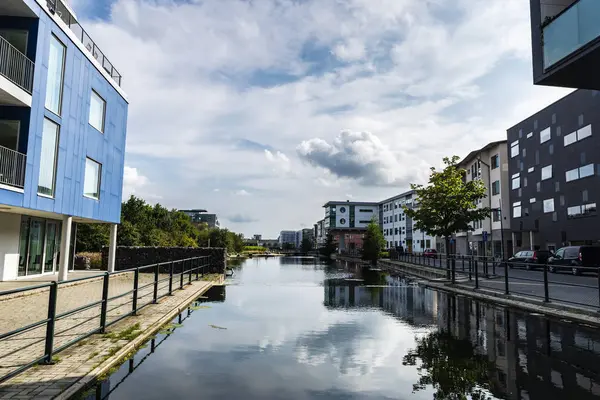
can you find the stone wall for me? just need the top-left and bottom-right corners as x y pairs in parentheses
(101, 247), (227, 274)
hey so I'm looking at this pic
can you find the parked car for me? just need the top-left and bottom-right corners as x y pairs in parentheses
(548, 246), (600, 275)
(423, 249), (438, 259)
(506, 250), (551, 270)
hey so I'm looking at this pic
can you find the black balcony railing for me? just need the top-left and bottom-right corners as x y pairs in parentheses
(0, 35), (34, 94)
(50, 0), (123, 87)
(0, 145), (26, 189)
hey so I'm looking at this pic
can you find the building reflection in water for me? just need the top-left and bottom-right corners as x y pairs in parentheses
(324, 275), (600, 400)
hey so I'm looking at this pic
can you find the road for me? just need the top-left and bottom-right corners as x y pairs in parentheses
(395, 255), (600, 310)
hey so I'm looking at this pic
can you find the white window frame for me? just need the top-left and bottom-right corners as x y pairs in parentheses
(83, 157), (102, 200)
(512, 174), (520, 190)
(510, 141), (519, 158)
(540, 127), (551, 144)
(89, 90), (106, 133)
(529, 198), (536, 204)
(543, 198), (555, 214)
(541, 165), (552, 181)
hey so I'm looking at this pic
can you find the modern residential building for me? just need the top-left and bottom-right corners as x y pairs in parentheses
(322, 201), (379, 253)
(314, 219), (325, 248)
(455, 141), (512, 258)
(278, 230), (296, 248)
(380, 191), (438, 253)
(0, 0), (128, 281)
(296, 228), (314, 248)
(529, 0), (600, 90)
(507, 89), (600, 252)
(179, 209), (220, 228)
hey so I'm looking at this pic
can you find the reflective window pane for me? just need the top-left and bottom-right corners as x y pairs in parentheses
(543, 198), (555, 214)
(565, 168), (579, 182)
(577, 124), (592, 141)
(540, 127), (551, 143)
(564, 132), (577, 147)
(541, 165), (552, 180)
(579, 163), (595, 179)
(37, 119), (59, 197)
(84, 158), (101, 199)
(89, 91), (106, 132)
(45, 36), (66, 115)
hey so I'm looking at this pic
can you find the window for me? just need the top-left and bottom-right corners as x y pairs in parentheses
(394, 215), (398, 222)
(358, 220), (370, 224)
(541, 165), (552, 180)
(526, 132), (533, 139)
(491, 155), (499, 169)
(492, 180), (500, 196)
(512, 174), (520, 190)
(540, 127), (551, 143)
(493, 210), (501, 222)
(359, 209), (373, 213)
(84, 158), (101, 199)
(89, 91), (106, 132)
(528, 167), (534, 173)
(566, 168), (579, 182)
(543, 198), (555, 214)
(566, 164), (595, 182)
(564, 125), (592, 147)
(513, 202), (522, 218)
(38, 119), (60, 197)
(530, 198), (536, 203)
(567, 206), (582, 218)
(510, 141), (519, 158)
(45, 36), (66, 115)
(567, 203), (597, 218)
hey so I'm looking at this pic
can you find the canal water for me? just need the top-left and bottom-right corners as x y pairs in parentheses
(81, 257), (600, 400)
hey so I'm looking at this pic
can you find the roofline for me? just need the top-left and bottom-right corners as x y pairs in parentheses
(506, 88), (579, 132)
(377, 189), (415, 205)
(322, 201), (379, 207)
(457, 140), (507, 167)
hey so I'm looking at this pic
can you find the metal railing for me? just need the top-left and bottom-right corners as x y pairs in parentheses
(388, 252), (600, 311)
(0, 145), (26, 189)
(0, 35), (34, 93)
(51, 0), (123, 86)
(0, 256), (214, 384)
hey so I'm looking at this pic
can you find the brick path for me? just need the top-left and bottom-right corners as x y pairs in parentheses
(0, 271), (198, 392)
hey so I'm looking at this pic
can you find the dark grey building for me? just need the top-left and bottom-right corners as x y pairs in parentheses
(529, 0), (600, 90)
(180, 209), (220, 228)
(507, 89), (600, 252)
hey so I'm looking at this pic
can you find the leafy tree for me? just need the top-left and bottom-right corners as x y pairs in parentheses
(301, 238), (313, 254)
(320, 233), (337, 258)
(402, 330), (494, 399)
(362, 217), (386, 265)
(282, 242), (295, 250)
(404, 156), (490, 274)
(75, 224), (110, 252)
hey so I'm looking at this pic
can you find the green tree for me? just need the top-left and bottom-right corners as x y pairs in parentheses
(402, 330), (494, 399)
(301, 237), (313, 254)
(362, 217), (386, 265)
(75, 224), (110, 252)
(404, 156), (490, 273)
(321, 233), (337, 258)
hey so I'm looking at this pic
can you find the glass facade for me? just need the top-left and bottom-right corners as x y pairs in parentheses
(17, 217), (62, 277)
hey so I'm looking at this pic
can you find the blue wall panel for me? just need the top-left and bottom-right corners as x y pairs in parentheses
(0, 0), (128, 224)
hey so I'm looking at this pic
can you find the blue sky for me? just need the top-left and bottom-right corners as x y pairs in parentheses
(70, 0), (572, 237)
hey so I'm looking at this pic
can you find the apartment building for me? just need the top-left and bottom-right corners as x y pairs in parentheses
(180, 209), (220, 228)
(529, 0), (600, 90)
(278, 231), (296, 247)
(322, 201), (378, 252)
(0, 0), (128, 281)
(455, 141), (512, 258)
(507, 89), (600, 252)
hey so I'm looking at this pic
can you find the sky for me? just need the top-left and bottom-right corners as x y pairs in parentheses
(67, 0), (573, 238)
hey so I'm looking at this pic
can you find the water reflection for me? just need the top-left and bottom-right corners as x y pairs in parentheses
(77, 258), (600, 400)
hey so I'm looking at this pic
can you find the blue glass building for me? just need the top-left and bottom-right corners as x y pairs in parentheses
(0, 0), (128, 280)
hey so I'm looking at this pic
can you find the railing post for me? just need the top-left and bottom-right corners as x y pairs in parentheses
(100, 273), (109, 333)
(504, 260), (510, 295)
(153, 263), (159, 303)
(451, 258), (456, 284)
(462, 256), (465, 272)
(188, 259), (193, 285)
(474, 258), (479, 289)
(43, 282), (58, 364)
(195, 258), (200, 281)
(597, 271), (600, 312)
(132, 268), (139, 315)
(468, 257), (472, 281)
(169, 261), (174, 295)
(180, 261), (184, 289)
(543, 263), (550, 302)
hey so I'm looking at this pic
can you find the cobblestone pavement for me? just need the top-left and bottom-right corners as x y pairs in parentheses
(0, 271), (193, 387)
(0, 277), (216, 399)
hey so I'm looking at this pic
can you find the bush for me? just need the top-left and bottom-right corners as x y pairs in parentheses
(379, 251), (390, 259)
(243, 246), (267, 253)
(77, 252), (102, 270)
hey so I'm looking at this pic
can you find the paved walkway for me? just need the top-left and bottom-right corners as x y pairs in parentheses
(0, 271), (187, 389)
(0, 271), (105, 292)
(0, 276), (218, 399)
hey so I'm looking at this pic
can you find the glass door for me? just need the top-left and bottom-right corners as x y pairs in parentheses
(17, 218), (30, 277)
(27, 219), (45, 275)
(43, 222), (59, 274)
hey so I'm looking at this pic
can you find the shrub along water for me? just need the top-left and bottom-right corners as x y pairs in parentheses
(76, 196), (245, 254)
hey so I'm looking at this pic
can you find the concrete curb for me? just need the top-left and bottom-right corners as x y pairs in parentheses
(55, 279), (218, 400)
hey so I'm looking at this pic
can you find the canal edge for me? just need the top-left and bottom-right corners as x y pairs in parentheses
(56, 277), (224, 400)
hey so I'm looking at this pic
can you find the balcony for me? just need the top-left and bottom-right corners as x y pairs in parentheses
(536, 0), (600, 89)
(0, 35), (34, 105)
(0, 145), (26, 190)
(49, 0), (123, 87)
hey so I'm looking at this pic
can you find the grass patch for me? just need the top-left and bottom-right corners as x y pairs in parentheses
(201, 273), (222, 282)
(104, 323), (142, 342)
(209, 324), (227, 330)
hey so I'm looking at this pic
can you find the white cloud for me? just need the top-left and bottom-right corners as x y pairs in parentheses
(122, 165), (148, 198)
(235, 189), (251, 197)
(77, 0), (572, 237)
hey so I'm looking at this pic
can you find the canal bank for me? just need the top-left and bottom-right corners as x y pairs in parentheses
(0, 276), (223, 400)
(337, 254), (600, 328)
(67, 257), (600, 400)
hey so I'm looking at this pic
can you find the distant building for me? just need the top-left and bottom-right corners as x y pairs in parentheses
(296, 228), (314, 248)
(322, 201), (379, 253)
(315, 219), (326, 248)
(180, 209), (220, 228)
(279, 231), (297, 247)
